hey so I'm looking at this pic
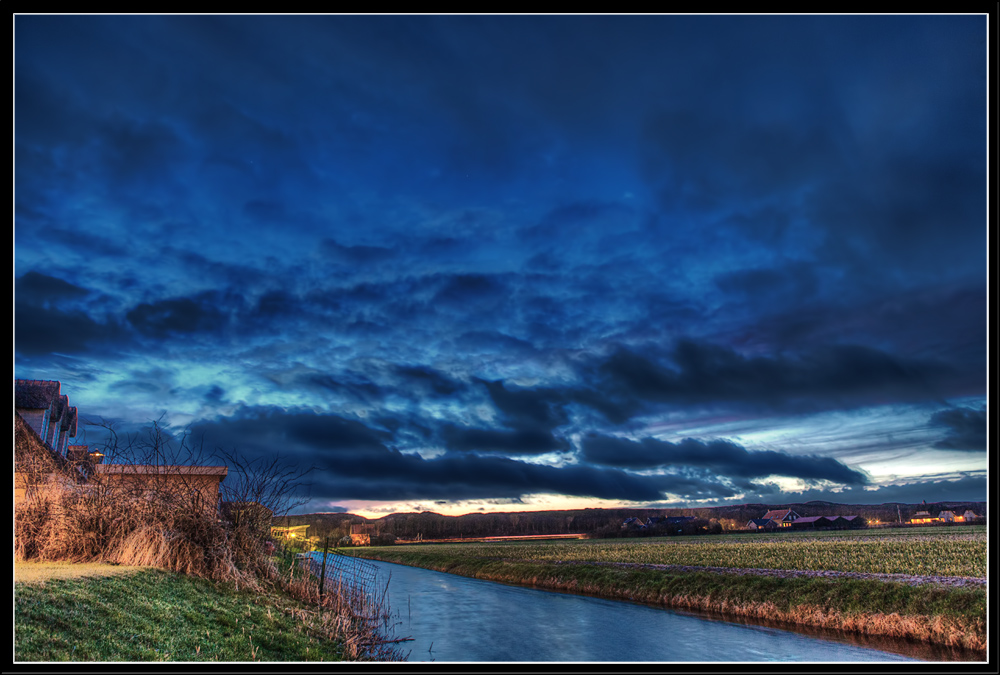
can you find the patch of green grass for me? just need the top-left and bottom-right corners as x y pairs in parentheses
(360, 526), (987, 577)
(15, 568), (346, 662)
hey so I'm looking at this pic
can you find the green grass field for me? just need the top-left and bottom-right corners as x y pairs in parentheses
(353, 526), (987, 652)
(15, 567), (348, 662)
(367, 526), (987, 577)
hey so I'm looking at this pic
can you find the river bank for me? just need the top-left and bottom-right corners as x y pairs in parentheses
(361, 557), (934, 662)
(353, 548), (987, 655)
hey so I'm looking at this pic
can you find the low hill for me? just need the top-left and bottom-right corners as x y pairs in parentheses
(275, 500), (987, 541)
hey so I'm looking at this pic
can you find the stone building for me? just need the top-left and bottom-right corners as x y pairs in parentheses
(92, 464), (228, 512)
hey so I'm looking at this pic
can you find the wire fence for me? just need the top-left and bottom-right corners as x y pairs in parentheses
(292, 547), (409, 660)
(302, 548), (382, 598)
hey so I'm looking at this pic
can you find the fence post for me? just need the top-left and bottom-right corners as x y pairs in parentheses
(318, 536), (330, 599)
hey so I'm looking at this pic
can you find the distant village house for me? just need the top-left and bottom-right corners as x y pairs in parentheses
(747, 510), (866, 532)
(789, 515), (867, 530)
(350, 523), (375, 546)
(910, 510), (936, 524)
(909, 508), (982, 525)
(746, 518), (778, 531)
(761, 509), (800, 527)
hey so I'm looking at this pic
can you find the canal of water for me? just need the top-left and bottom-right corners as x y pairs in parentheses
(309, 554), (980, 663)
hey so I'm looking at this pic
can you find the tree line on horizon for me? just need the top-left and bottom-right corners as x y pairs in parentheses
(273, 500), (987, 543)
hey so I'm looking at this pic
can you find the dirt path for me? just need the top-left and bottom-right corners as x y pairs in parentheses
(14, 561), (148, 585)
(549, 560), (988, 588)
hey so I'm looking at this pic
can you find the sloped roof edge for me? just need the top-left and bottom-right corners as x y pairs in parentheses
(15, 379), (61, 410)
(94, 464), (228, 477)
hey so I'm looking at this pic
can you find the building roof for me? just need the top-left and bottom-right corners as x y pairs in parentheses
(792, 516), (830, 524)
(60, 403), (78, 436)
(16, 411), (59, 468)
(748, 519), (775, 527)
(48, 394), (65, 425)
(762, 509), (797, 521)
(94, 464), (229, 477)
(15, 379), (61, 410)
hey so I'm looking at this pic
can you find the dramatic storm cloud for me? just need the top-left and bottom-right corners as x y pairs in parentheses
(185, 407), (677, 502)
(579, 435), (869, 485)
(930, 407), (987, 451)
(15, 15), (987, 514)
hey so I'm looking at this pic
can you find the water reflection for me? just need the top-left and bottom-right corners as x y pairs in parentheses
(362, 559), (940, 663)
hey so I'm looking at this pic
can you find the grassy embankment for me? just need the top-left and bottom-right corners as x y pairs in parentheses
(354, 527), (987, 653)
(15, 563), (354, 662)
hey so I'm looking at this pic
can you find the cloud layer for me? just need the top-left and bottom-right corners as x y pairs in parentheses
(16, 16), (987, 511)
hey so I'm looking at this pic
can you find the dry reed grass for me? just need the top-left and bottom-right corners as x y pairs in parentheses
(660, 594), (986, 652)
(280, 560), (407, 661)
(14, 466), (404, 660)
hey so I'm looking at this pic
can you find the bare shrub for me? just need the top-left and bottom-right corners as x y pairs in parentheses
(14, 416), (404, 659)
(214, 447), (313, 582)
(37, 490), (113, 562)
(14, 495), (55, 561)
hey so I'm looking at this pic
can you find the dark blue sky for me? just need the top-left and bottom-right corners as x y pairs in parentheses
(15, 15), (987, 516)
